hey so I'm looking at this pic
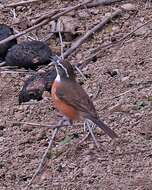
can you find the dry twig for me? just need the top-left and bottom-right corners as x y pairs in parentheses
(0, 70), (34, 74)
(0, 0), (93, 46)
(93, 82), (102, 99)
(75, 65), (87, 80)
(0, 61), (6, 67)
(25, 128), (58, 189)
(31, 10), (58, 26)
(77, 132), (90, 146)
(87, 0), (124, 7)
(11, 121), (67, 129)
(63, 9), (122, 58)
(11, 121), (82, 129)
(31, 0), (122, 25)
(4, 0), (41, 7)
(87, 19), (152, 62)
(0, 19), (49, 46)
(58, 21), (64, 59)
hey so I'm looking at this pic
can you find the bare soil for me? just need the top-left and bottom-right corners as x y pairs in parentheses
(1, 0), (152, 190)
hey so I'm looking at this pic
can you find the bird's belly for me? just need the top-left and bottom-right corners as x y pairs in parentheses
(51, 84), (79, 120)
(54, 98), (79, 120)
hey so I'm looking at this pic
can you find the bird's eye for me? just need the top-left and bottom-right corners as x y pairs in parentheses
(58, 65), (62, 69)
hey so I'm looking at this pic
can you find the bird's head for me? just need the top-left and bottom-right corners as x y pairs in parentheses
(50, 55), (76, 81)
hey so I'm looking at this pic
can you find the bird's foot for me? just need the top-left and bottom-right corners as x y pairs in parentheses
(83, 119), (95, 132)
(84, 119), (100, 148)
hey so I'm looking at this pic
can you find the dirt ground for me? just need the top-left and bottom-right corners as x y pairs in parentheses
(1, 0), (152, 189)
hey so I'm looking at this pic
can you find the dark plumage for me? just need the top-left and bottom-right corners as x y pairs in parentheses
(19, 68), (56, 104)
(5, 40), (52, 70)
(0, 24), (17, 60)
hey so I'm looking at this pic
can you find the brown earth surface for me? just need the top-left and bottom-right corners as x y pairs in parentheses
(1, 0), (152, 190)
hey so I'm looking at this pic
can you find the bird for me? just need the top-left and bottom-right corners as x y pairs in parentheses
(5, 40), (52, 70)
(0, 24), (17, 61)
(19, 60), (76, 104)
(50, 56), (118, 146)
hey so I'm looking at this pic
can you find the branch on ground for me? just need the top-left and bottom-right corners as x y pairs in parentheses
(0, 0), (93, 46)
(3, 0), (41, 8)
(63, 9), (122, 58)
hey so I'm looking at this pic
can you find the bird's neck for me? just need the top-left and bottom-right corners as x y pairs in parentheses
(55, 73), (61, 82)
(55, 73), (75, 84)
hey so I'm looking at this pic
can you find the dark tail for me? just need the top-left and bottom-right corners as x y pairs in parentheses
(88, 117), (118, 139)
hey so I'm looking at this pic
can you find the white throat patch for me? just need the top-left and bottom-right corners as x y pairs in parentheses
(55, 65), (61, 82)
(55, 73), (61, 82)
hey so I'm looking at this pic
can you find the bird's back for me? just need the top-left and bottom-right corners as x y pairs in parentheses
(52, 78), (98, 120)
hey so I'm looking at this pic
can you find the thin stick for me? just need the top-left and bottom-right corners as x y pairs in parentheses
(42, 32), (54, 42)
(85, 120), (100, 148)
(11, 121), (67, 130)
(4, 0), (41, 7)
(31, 10), (58, 26)
(11, 121), (82, 129)
(59, 31), (64, 59)
(86, 0), (124, 7)
(31, 0), (121, 25)
(98, 89), (136, 112)
(0, 70), (34, 74)
(25, 128), (58, 189)
(0, 66), (35, 73)
(93, 82), (102, 100)
(75, 65), (87, 80)
(0, 61), (6, 67)
(58, 21), (64, 59)
(0, 65), (18, 69)
(42, 21), (57, 42)
(14, 29), (37, 41)
(0, 0), (93, 46)
(119, 19), (152, 46)
(63, 9), (122, 58)
(113, 89), (134, 99)
(35, 0), (93, 23)
(77, 132), (90, 146)
(88, 19), (152, 60)
(0, 19), (49, 45)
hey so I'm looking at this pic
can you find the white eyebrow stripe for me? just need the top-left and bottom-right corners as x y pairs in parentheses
(58, 62), (69, 78)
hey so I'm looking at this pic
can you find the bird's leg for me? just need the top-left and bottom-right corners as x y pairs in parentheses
(84, 119), (100, 148)
(83, 119), (95, 132)
(25, 127), (58, 189)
